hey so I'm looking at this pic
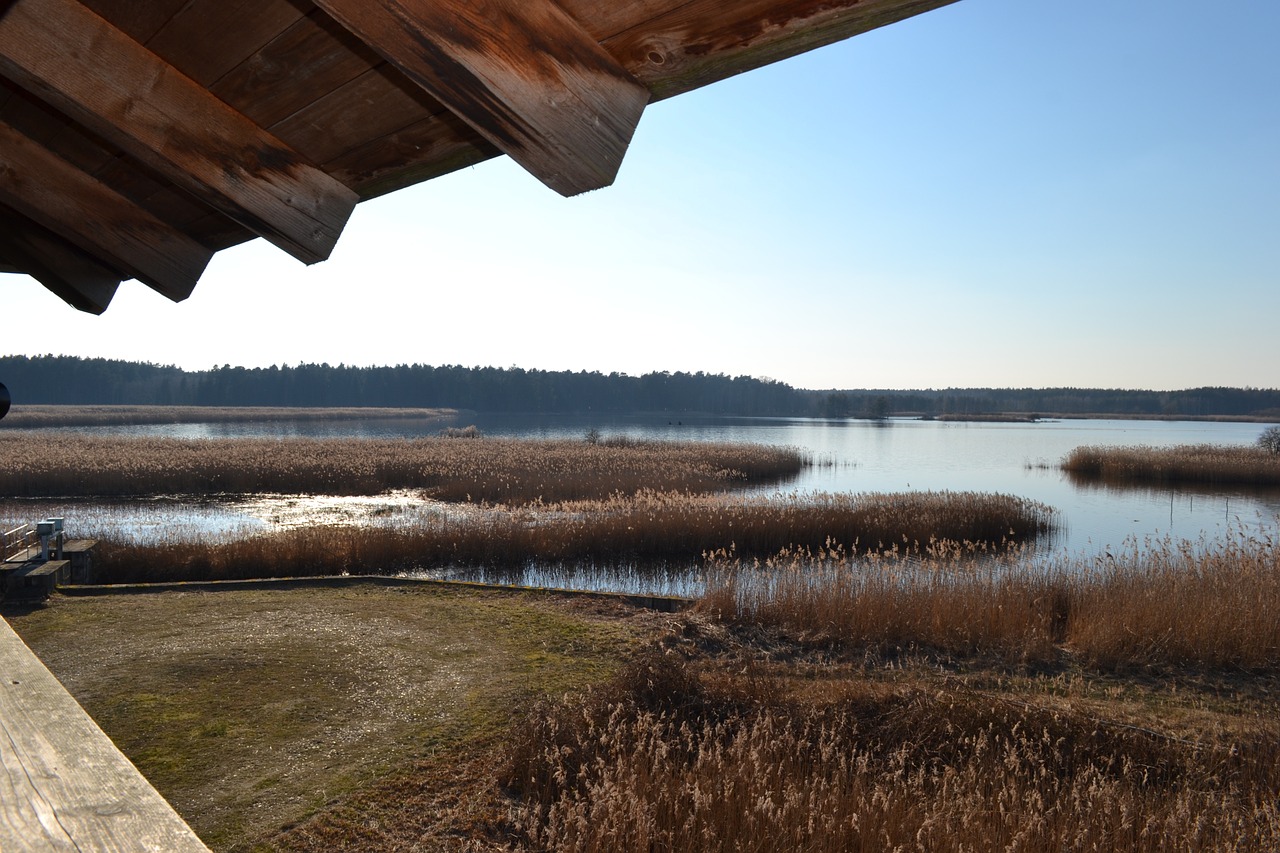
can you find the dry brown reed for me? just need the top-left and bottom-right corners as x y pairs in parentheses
(1063, 443), (1280, 487)
(88, 491), (1053, 584)
(702, 526), (1280, 671)
(0, 434), (804, 502)
(503, 655), (1280, 853)
(0, 405), (454, 429)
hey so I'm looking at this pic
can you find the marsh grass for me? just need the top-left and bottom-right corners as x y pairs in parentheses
(503, 654), (1280, 853)
(88, 491), (1053, 584)
(1063, 443), (1280, 487)
(0, 434), (805, 502)
(702, 526), (1280, 670)
(501, 528), (1280, 852)
(0, 405), (456, 429)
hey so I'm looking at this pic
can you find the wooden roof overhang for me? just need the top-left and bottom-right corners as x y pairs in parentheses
(0, 0), (957, 314)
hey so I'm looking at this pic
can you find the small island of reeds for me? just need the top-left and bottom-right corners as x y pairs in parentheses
(1062, 443), (1280, 487)
(1, 431), (1055, 584)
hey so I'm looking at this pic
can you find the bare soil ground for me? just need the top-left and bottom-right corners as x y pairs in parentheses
(3, 581), (667, 851)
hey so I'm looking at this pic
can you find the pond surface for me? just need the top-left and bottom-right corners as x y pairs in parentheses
(8, 415), (1279, 595)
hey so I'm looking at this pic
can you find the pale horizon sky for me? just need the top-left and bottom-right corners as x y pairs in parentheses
(2, 0), (1277, 392)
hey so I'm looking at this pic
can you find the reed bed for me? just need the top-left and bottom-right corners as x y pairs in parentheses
(702, 526), (1280, 670)
(1063, 443), (1280, 487)
(503, 655), (1280, 853)
(0, 404), (455, 429)
(0, 434), (805, 502)
(86, 491), (1053, 584)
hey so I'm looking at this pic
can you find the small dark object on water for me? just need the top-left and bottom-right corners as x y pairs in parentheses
(0, 382), (9, 420)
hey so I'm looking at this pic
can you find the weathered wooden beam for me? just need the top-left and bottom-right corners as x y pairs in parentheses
(603, 0), (963, 102)
(0, 619), (211, 852)
(313, 0), (650, 196)
(0, 207), (122, 313)
(0, 120), (209, 301)
(0, 0), (359, 264)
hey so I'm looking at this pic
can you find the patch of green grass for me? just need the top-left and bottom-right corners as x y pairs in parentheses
(4, 582), (655, 851)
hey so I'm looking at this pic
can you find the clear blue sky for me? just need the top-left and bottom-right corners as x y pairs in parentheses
(2, 0), (1277, 391)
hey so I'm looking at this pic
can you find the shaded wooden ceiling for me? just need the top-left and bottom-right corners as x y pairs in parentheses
(0, 0), (957, 313)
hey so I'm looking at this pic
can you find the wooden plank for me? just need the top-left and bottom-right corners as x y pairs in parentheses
(324, 112), (498, 200)
(314, 0), (650, 196)
(209, 9), (380, 129)
(146, 0), (307, 87)
(271, 66), (441, 166)
(0, 122), (208, 301)
(604, 0), (963, 101)
(0, 618), (210, 852)
(15, 560), (67, 578)
(76, 0), (188, 44)
(0, 207), (121, 313)
(0, 0), (359, 265)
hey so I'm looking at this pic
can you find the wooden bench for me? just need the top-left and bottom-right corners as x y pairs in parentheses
(2, 560), (69, 600)
(0, 618), (210, 851)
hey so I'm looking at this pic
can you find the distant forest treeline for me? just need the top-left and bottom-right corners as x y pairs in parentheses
(2, 355), (1279, 420)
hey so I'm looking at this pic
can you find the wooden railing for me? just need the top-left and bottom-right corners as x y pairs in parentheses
(3, 523), (36, 562)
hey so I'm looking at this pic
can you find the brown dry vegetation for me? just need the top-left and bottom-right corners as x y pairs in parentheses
(0, 405), (457, 430)
(88, 491), (1053, 584)
(498, 529), (1280, 853)
(703, 527), (1280, 670)
(0, 434), (805, 502)
(1063, 443), (1280, 487)
(9, 529), (1280, 852)
(502, 653), (1280, 853)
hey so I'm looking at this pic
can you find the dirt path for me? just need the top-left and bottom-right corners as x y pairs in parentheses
(4, 582), (664, 851)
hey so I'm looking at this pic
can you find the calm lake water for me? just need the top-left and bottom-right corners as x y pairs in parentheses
(8, 415), (1279, 594)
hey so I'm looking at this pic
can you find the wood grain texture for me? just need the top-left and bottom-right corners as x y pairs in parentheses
(271, 66), (440, 166)
(324, 111), (498, 200)
(146, 0), (307, 87)
(0, 618), (210, 852)
(210, 9), (381, 129)
(0, 0), (359, 264)
(605, 0), (963, 101)
(315, 0), (650, 196)
(0, 207), (121, 313)
(0, 0), (957, 308)
(0, 121), (209, 301)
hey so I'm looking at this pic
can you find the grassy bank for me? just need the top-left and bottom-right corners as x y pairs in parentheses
(0, 434), (805, 502)
(87, 491), (1054, 584)
(1063, 443), (1280, 487)
(4, 583), (651, 851)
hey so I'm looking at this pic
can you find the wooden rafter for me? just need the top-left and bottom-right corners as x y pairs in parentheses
(0, 120), (209, 302)
(313, 0), (650, 196)
(0, 0), (956, 312)
(0, 206), (122, 314)
(602, 0), (963, 101)
(0, 0), (359, 265)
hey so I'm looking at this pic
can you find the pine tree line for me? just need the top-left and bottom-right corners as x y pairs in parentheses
(2, 355), (1277, 418)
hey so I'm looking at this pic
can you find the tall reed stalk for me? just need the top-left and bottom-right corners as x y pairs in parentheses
(702, 526), (1280, 670)
(504, 653), (1280, 853)
(0, 435), (805, 502)
(1063, 444), (1280, 487)
(88, 491), (1054, 584)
